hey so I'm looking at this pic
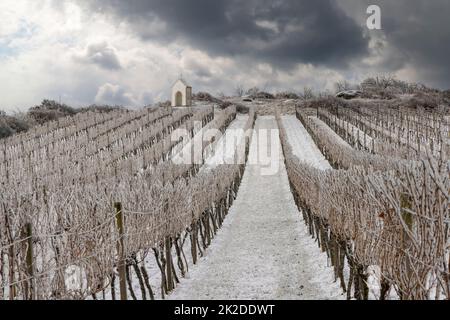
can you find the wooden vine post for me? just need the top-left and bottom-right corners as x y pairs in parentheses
(400, 193), (414, 299)
(114, 202), (128, 300)
(25, 222), (35, 300)
(5, 213), (16, 300)
(165, 236), (174, 292)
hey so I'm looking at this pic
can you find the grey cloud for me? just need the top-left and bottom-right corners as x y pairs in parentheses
(383, 1), (450, 88)
(95, 83), (137, 105)
(338, 0), (450, 89)
(88, 0), (369, 69)
(183, 57), (213, 79)
(74, 42), (122, 70)
(83, 0), (450, 89)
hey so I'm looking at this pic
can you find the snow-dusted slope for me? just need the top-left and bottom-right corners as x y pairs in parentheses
(169, 116), (343, 300)
(309, 116), (351, 148)
(281, 115), (332, 170)
(202, 114), (249, 169)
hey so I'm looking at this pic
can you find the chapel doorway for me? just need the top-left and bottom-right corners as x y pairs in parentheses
(175, 91), (183, 106)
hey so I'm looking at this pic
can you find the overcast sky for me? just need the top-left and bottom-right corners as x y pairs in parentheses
(1, 0), (449, 111)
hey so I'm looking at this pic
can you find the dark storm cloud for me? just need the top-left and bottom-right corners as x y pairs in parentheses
(382, 0), (450, 88)
(338, 0), (450, 89)
(89, 0), (369, 69)
(84, 0), (450, 89)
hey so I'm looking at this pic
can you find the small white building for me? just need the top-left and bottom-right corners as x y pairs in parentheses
(171, 78), (192, 107)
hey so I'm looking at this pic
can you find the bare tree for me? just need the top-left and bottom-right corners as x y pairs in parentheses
(234, 84), (245, 97)
(334, 80), (353, 93)
(300, 87), (315, 100)
(246, 87), (260, 96)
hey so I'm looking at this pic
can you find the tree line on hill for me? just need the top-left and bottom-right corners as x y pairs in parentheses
(0, 100), (123, 139)
(1, 76), (449, 139)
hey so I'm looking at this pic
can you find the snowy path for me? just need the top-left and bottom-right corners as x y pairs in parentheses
(281, 115), (331, 170)
(169, 116), (343, 300)
(202, 115), (249, 170)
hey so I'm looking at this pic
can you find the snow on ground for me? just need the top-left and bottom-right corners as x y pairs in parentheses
(281, 115), (398, 300)
(340, 118), (373, 148)
(281, 115), (332, 170)
(319, 110), (373, 149)
(90, 115), (246, 301)
(308, 116), (351, 148)
(169, 116), (344, 300)
(202, 115), (249, 169)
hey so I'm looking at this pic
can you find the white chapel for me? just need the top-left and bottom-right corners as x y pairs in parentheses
(171, 78), (192, 107)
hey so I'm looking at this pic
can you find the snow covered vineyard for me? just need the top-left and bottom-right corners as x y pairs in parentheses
(169, 116), (342, 299)
(0, 102), (448, 300)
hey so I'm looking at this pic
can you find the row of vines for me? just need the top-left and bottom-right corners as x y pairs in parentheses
(315, 104), (449, 159)
(277, 107), (449, 300)
(0, 103), (256, 300)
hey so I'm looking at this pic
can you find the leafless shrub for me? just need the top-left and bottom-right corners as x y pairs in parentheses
(156, 100), (171, 108)
(254, 91), (274, 99)
(80, 104), (124, 113)
(234, 84), (245, 97)
(275, 91), (299, 99)
(299, 87), (316, 100)
(245, 86), (274, 99)
(402, 92), (445, 111)
(192, 92), (221, 104)
(442, 89), (450, 103)
(218, 101), (233, 109)
(359, 76), (437, 100)
(334, 80), (355, 93)
(299, 96), (344, 110)
(0, 113), (29, 139)
(28, 100), (77, 125)
(245, 87), (260, 97)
